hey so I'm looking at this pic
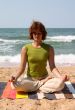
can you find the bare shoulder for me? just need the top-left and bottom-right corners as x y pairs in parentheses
(49, 45), (54, 52)
(21, 43), (31, 54)
(21, 46), (27, 54)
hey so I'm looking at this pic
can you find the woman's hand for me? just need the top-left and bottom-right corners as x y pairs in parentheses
(61, 74), (69, 82)
(10, 76), (17, 82)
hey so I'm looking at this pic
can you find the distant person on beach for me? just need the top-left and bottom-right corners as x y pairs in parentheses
(10, 21), (68, 93)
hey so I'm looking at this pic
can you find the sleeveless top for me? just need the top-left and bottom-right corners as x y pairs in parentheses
(25, 43), (50, 79)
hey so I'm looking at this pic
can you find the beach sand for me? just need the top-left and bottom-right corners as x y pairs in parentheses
(0, 66), (75, 110)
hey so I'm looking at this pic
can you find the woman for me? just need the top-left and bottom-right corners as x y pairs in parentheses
(10, 21), (67, 93)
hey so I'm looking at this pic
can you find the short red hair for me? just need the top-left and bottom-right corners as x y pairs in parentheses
(29, 21), (47, 40)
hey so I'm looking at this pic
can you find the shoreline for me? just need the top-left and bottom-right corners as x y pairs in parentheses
(0, 65), (75, 82)
(0, 61), (75, 67)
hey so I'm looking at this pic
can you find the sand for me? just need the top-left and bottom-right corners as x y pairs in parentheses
(0, 66), (75, 110)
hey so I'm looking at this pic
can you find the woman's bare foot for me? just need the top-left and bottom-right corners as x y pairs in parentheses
(61, 75), (68, 82)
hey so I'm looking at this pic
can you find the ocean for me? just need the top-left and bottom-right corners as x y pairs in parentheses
(0, 28), (75, 66)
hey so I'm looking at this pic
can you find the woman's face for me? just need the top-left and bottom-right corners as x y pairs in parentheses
(32, 31), (42, 43)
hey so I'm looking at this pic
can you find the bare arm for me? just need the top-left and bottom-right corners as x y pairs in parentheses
(48, 46), (61, 78)
(40, 46), (68, 84)
(11, 46), (27, 81)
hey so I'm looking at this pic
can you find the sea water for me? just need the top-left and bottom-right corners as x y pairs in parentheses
(0, 28), (75, 66)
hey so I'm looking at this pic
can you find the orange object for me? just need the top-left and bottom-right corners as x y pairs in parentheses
(1, 81), (16, 99)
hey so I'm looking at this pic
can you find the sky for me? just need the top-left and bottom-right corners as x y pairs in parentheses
(0, 0), (75, 28)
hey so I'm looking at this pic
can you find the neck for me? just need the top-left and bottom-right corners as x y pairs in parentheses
(32, 41), (42, 48)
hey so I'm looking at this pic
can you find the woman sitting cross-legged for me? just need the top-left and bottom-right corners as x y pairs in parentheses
(10, 21), (68, 93)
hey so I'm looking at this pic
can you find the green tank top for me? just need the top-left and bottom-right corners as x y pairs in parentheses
(25, 43), (50, 79)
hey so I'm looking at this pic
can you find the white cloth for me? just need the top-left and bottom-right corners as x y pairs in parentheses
(39, 78), (65, 93)
(13, 76), (65, 93)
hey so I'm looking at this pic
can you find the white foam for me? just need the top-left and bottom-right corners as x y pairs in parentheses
(47, 35), (75, 42)
(55, 54), (75, 65)
(0, 54), (75, 66)
(0, 38), (30, 44)
(0, 54), (20, 63)
(0, 35), (75, 44)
